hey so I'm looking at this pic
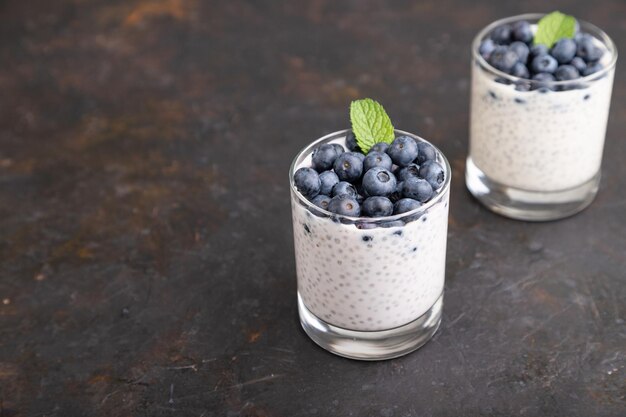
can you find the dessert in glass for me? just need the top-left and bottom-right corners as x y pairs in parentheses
(467, 12), (617, 221)
(289, 100), (451, 360)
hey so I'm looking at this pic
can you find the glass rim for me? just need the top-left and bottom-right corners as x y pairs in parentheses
(472, 13), (618, 87)
(288, 129), (452, 223)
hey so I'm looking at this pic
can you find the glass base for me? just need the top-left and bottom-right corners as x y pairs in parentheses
(465, 157), (600, 221)
(298, 293), (442, 361)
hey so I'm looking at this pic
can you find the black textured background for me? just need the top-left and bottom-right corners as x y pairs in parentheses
(0, 0), (624, 416)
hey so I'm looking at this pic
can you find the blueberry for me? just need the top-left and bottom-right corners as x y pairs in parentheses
(530, 44), (548, 59)
(393, 198), (421, 215)
(345, 130), (359, 151)
(363, 151), (393, 172)
(362, 167), (397, 197)
(511, 62), (530, 79)
(311, 195), (331, 210)
(311, 143), (340, 171)
(490, 24), (512, 44)
(570, 56), (587, 73)
(531, 72), (556, 91)
(555, 65), (580, 81)
(512, 21), (533, 43)
(332, 144), (345, 155)
(402, 177), (433, 203)
(479, 39), (496, 59)
(328, 195), (360, 217)
(350, 151), (365, 162)
(333, 152), (363, 182)
(389, 181), (404, 203)
(510, 41), (530, 64)
(396, 163), (420, 182)
(362, 196), (393, 217)
(416, 142), (437, 164)
(386, 135), (418, 167)
(419, 160), (445, 190)
(530, 54), (558, 74)
(582, 61), (604, 76)
(488, 47), (519, 73)
(318, 170), (339, 195)
(294, 167), (320, 198)
(576, 35), (604, 62)
(550, 38), (577, 64)
(369, 142), (389, 153)
(331, 181), (357, 198)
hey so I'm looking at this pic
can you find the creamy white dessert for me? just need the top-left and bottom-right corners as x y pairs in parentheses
(291, 136), (449, 332)
(470, 36), (615, 192)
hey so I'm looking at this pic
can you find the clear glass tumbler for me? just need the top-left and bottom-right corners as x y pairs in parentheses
(289, 129), (451, 360)
(467, 14), (618, 221)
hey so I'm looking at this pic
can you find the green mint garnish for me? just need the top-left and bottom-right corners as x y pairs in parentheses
(534, 11), (577, 48)
(349, 98), (395, 154)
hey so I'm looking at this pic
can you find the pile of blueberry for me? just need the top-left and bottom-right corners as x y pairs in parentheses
(479, 20), (606, 90)
(293, 132), (445, 220)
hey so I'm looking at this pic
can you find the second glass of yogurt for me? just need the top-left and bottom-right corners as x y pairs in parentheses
(467, 14), (618, 221)
(290, 129), (451, 360)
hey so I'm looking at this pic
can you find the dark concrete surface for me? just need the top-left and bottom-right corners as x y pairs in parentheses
(0, 0), (625, 416)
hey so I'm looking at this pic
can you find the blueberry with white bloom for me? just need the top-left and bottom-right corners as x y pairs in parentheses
(362, 196), (394, 217)
(312, 143), (341, 171)
(402, 177), (433, 203)
(569, 56), (587, 73)
(488, 47), (519, 73)
(419, 161), (445, 190)
(328, 195), (360, 216)
(416, 142), (437, 164)
(333, 152), (363, 182)
(531, 72), (556, 91)
(511, 62), (530, 79)
(479, 39), (496, 59)
(512, 21), (533, 43)
(294, 167), (321, 198)
(362, 167), (397, 197)
(510, 41), (530, 64)
(332, 181), (358, 198)
(530, 44), (548, 59)
(331, 144), (345, 155)
(345, 130), (359, 151)
(318, 170), (339, 195)
(369, 142), (389, 153)
(555, 65), (580, 81)
(551, 38), (577, 64)
(386, 136), (419, 167)
(582, 61), (604, 76)
(311, 195), (331, 210)
(396, 163), (420, 182)
(576, 35), (604, 62)
(363, 151), (393, 172)
(490, 24), (512, 44)
(531, 54), (558, 74)
(393, 198), (421, 215)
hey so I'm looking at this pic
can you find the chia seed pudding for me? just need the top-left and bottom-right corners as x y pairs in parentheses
(469, 14), (617, 192)
(290, 130), (450, 332)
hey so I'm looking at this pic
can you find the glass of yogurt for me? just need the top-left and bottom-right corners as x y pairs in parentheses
(289, 129), (451, 360)
(467, 13), (618, 221)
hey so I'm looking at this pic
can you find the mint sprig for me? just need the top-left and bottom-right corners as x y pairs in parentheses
(534, 11), (577, 48)
(349, 98), (394, 153)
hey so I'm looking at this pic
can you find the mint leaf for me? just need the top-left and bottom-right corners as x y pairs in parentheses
(349, 98), (394, 153)
(534, 11), (577, 48)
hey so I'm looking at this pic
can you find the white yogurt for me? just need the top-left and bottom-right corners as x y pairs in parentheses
(470, 45), (615, 192)
(291, 136), (449, 332)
